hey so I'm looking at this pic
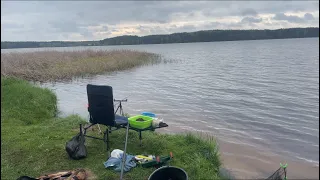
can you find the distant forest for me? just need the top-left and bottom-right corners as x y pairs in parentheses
(1, 27), (319, 49)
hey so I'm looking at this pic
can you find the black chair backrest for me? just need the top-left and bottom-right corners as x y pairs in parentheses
(87, 84), (115, 126)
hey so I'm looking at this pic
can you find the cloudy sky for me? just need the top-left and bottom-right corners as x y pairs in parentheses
(1, 1), (319, 41)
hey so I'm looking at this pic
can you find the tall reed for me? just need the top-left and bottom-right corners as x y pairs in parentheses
(1, 50), (160, 82)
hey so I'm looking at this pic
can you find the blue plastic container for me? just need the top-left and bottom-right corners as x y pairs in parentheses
(141, 112), (156, 118)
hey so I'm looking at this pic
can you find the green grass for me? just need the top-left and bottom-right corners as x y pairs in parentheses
(1, 77), (223, 179)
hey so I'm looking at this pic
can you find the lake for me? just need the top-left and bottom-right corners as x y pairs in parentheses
(2, 38), (319, 178)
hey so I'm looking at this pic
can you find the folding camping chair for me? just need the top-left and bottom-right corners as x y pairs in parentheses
(81, 84), (169, 151)
(80, 84), (128, 151)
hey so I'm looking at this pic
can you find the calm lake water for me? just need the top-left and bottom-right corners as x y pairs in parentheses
(2, 38), (319, 169)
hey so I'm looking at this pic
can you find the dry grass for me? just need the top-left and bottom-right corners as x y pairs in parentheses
(1, 50), (161, 82)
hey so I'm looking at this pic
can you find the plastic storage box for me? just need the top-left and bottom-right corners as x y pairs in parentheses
(128, 115), (153, 129)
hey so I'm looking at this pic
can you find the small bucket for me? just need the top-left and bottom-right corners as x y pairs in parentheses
(148, 166), (188, 180)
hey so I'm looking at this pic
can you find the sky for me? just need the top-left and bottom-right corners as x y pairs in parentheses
(1, 1), (319, 41)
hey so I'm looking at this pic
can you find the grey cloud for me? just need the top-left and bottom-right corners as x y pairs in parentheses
(171, 25), (178, 29)
(137, 25), (145, 31)
(227, 23), (244, 29)
(207, 21), (244, 30)
(2, 22), (24, 29)
(179, 25), (196, 31)
(273, 13), (305, 23)
(77, 12), (85, 19)
(137, 25), (150, 34)
(273, 12), (316, 23)
(208, 22), (222, 29)
(169, 25), (197, 33)
(263, 21), (290, 27)
(49, 20), (79, 33)
(6, 2), (315, 24)
(48, 19), (95, 39)
(145, 19), (169, 24)
(155, 21), (243, 33)
(241, 17), (263, 24)
(241, 8), (258, 17)
(178, 21), (245, 32)
(201, 22), (222, 30)
(304, 13), (315, 20)
(202, 1), (318, 18)
(102, 32), (112, 37)
(137, 25), (170, 36)
(149, 26), (165, 34)
(124, 30), (136, 35)
(222, 22), (244, 29)
(62, 34), (69, 39)
(79, 29), (93, 38)
(255, 1), (318, 15)
(187, 12), (197, 18)
(1, 1), (319, 41)
(102, 26), (109, 31)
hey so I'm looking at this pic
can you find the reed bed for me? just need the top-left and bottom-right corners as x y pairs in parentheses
(1, 50), (161, 82)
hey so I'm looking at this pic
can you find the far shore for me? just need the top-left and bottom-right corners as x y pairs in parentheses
(1, 27), (318, 49)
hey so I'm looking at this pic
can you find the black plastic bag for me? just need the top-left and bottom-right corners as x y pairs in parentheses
(16, 176), (38, 180)
(66, 132), (87, 160)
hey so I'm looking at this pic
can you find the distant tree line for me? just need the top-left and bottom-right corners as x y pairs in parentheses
(1, 41), (100, 49)
(1, 27), (319, 49)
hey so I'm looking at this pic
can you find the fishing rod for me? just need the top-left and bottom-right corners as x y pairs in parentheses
(114, 96), (131, 180)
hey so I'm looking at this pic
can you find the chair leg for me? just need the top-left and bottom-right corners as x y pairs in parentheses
(104, 127), (109, 150)
(139, 131), (142, 146)
(102, 127), (111, 157)
(80, 124), (84, 135)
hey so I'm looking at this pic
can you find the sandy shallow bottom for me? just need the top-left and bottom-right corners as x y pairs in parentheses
(157, 126), (319, 179)
(218, 140), (319, 179)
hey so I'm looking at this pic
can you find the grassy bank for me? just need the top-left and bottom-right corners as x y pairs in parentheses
(1, 77), (223, 179)
(1, 50), (160, 82)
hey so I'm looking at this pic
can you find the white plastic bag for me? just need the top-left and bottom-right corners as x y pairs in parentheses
(111, 149), (124, 158)
(152, 118), (164, 128)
